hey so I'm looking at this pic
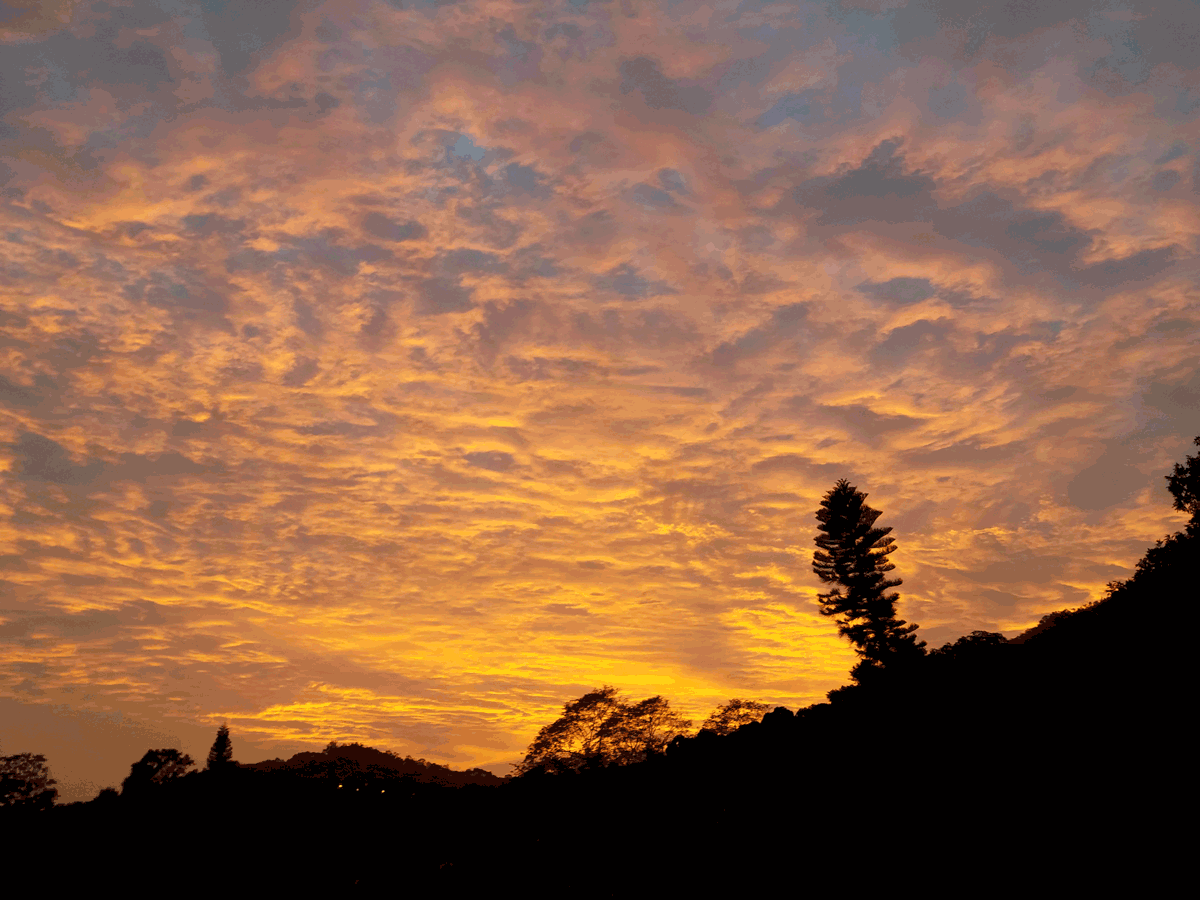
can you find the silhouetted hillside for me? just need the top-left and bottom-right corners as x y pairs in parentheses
(240, 740), (508, 787)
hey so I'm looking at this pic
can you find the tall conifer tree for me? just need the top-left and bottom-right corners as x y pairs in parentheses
(813, 479), (925, 683)
(206, 724), (233, 771)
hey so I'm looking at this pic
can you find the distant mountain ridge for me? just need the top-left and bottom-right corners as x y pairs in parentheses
(238, 740), (508, 787)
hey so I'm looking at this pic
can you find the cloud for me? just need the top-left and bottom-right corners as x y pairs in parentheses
(282, 357), (320, 387)
(658, 169), (688, 194)
(792, 139), (939, 226)
(0, 606), (123, 643)
(965, 553), (1070, 585)
(711, 303), (810, 367)
(414, 276), (474, 315)
(362, 212), (428, 242)
(870, 318), (953, 365)
(933, 191), (1091, 270)
(501, 162), (550, 198)
(901, 438), (1027, 469)
(619, 56), (713, 115)
(183, 214), (246, 236)
(592, 262), (678, 300)
(856, 276), (937, 305)
(1155, 141), (1189, 165)
(0, 373), (64, 414)
(630, 183), (688, 213)
(565, 209), (619, 247)
(465, 451), (516, 472)
(124, 268), (231, 319)
(7, 432), (105, 487)
(1064, 246), (1177, 288)
(758, 89), (825, 129)
(1142, 368), (1200, 428)
(751, 453), (843, 480)
(199, 0), (304, 76)
(818, 403), (922, 439)
(439, 247), (504, 276)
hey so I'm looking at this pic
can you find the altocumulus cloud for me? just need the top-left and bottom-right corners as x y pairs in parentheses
(0, 0), (1196, 800)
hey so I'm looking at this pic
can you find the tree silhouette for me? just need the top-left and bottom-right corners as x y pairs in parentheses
(514, 686), (624, 775)
(0, 753), (58, 811)
(206, 724), (234, 771)
(1100, 434), (1200, 603)
(813, 478), (925, 683)
(701, 699), (771, 736)
(121, 748), (195, 796)
(1166, 435), (1200, 526)
(514, 686), (691, 775)
(602, 696), (692, 765)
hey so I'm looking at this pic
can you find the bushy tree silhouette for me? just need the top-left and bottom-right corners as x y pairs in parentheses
(514, 686), (624, 775)
(206, 724), (234, 771)
(602, 695), (692, 765)
(121, 748), (195, 796)
(514, 686), (691, 775)
(0, 753), (58, 811)
(813, 478), (925, 684)
(1165, 435), (1200, 527)
(701, 699), (771, 736)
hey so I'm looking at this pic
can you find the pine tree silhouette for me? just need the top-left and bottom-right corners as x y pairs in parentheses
(206, 724), (233, 772)
(813, 478), (925, 684)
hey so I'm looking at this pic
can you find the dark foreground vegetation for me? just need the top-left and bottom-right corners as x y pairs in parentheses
(5, 439), (1194, 891)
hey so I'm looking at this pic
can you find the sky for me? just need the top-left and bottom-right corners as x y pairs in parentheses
(1, 0), (1197, 802)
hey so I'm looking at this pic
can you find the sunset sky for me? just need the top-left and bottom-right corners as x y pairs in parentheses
(2, 0), (1197, 801)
